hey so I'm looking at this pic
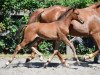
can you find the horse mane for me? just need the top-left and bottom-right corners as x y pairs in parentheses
(95, 2), (100, 8)
(89, 2), (100, 8)
(58, 7), (74, 20)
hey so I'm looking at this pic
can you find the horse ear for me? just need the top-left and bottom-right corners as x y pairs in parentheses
(95, 2), (100, 8)
(74, 9), (79, 15)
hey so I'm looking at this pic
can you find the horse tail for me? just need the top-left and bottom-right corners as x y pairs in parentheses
(15, 25), (27, 43)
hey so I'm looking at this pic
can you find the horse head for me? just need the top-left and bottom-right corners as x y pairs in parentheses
(72, 8), (84, 24)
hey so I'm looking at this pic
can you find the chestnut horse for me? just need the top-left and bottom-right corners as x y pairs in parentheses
(26, 5), (71, 64)
(6, 8), (83, 67)
(70, 2), (100, 60)
(26, 2), (100, 67)
(28, 5), (67, 24)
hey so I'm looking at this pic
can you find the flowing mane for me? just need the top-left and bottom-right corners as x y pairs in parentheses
(57, 7), (73, 20)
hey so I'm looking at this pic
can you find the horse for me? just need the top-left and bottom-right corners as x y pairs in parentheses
(48, 2), (100, 62)
(26, 2), (100, 67)
(6, 8), (83, 67)
(25, 5), (71, 64)
(28, 5), (67, 24)
(28, 2), (100, 64)
(69, 2), (100, 60)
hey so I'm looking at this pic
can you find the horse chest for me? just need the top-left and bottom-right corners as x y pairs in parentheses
(71, 20), (89, 34)
(59, 26), (69, 35)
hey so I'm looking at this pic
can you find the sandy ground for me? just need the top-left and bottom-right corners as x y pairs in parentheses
(0, 57), (100, 75)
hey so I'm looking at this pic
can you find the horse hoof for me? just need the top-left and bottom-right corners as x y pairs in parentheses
(83, 55), (89, 61)
(43, 62), (49, 68)
(74, 61), (81, 66)
(6, 61), (10, 66)
(25, 58), (30, 63)
(43, 64), (47, 68)
(43, 63), (48, 68)
(61, 63), (70, 68)
(76, 60), (81, 65)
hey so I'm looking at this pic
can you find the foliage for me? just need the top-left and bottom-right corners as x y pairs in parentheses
(0, 23), (6, 32)
(0, 0), (99, 54)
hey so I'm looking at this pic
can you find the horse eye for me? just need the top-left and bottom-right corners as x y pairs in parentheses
(76, 13), (79, 15)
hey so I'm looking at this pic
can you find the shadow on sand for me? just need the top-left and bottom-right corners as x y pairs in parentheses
(1, 60), (100, 69)
(11, 62), (60, 68)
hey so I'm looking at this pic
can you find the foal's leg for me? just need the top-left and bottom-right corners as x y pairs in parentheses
(58, 33), (80, 65)
(53, 41), (67, 65)
(43, 50), (59, 68)
(44, 41), (68, 68)
(25, 48), (36, 63)
(84, 33), (100, 60)
(26, 47), (43, 63)
(6, 39), (29, 65)
(31, 47), (43, 61)
(6, 34), (37, 66)
(43, 41), (59, 68)
(25, 39), (43, 63)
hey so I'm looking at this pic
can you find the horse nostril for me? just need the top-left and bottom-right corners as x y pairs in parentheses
(80, 20), (84, 24)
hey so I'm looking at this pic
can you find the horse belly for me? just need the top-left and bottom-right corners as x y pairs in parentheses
(38, 27), (58, 40)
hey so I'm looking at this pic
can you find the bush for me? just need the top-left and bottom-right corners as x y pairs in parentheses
(0, 0), (99, 54)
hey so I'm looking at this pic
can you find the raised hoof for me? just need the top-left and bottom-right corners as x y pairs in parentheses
(25, 58), (30, 63)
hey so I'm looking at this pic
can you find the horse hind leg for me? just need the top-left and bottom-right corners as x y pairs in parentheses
(31, 47), (43, 61)
(6, 39), (28, 66)
(43, 50), (59, 68)
(25, 38), (43, 63)
(43, 41), (67, 68)
(25, 48), (36, 63)
(6, 33), (38, 66)
(53, 41), (68, 66)
(84, 33), (100, 60)
(25, 47), (43, 63)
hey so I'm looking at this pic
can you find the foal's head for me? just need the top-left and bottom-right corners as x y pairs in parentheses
(61, 8), (84, 24)
(70, 8), (84, 24)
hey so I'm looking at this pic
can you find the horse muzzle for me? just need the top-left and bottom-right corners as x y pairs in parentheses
(78, 16), (84, 24)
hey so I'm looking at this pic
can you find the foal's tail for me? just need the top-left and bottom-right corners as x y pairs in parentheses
(15, 25), (27, 43)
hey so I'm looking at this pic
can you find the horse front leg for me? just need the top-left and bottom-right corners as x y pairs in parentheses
(25, 39), (43, 63)
(58, 33), (80, 65)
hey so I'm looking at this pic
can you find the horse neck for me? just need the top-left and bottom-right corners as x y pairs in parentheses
(59, 8), (74, 26)
(61, 13), (73, 27)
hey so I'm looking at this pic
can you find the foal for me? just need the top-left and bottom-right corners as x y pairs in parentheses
(26, 5), (69, 62)
(6, 8), (83, 67)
